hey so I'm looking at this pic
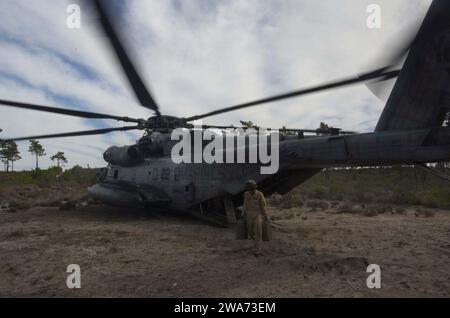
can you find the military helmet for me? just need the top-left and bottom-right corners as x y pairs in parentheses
(245, 179), (257, 190)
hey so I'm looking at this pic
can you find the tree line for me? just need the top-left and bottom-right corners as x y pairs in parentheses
(0, 134), (67, 172)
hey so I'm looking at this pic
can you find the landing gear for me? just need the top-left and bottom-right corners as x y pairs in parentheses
(223, 196), (237, 225)
(188, 195), (239, 227)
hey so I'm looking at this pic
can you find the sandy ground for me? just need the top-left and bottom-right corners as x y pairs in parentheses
(0, 202), (449, 297)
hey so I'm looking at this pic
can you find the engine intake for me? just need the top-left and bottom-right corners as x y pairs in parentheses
(103, 145), (144, 167)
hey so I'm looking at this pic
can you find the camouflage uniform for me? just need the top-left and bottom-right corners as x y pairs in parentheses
(243, 189), (267, 255)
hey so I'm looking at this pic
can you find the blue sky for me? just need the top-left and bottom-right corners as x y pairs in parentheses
(0, 0), (431, 170)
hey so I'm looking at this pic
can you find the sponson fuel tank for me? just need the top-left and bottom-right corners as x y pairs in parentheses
(103, 145), (144, 167)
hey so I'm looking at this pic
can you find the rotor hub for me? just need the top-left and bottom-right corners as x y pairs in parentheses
(144, 115), (191, 131)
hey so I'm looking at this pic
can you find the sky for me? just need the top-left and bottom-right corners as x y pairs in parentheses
(0, 0), (432, 170)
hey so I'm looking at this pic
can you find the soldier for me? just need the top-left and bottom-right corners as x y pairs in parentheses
(242, 179), (268, 256)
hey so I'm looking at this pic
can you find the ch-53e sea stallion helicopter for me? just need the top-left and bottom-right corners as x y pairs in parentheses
(1, 0), (450, 225)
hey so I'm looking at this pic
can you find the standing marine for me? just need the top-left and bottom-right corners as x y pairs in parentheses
(242, 179), (268, 256)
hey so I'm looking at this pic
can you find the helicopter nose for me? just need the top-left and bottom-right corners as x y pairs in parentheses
(87, 183), (143, 207)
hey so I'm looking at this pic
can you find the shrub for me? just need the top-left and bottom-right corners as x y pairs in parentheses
(387, 190), (420, 206)
(61, 165), (96, 184)
(306, 200), (330, 210)
(419, 188), (450, 209)
(279, 193), (304, 209)
(310, 186), (327, 199)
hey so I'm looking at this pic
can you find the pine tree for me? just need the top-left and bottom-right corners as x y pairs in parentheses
(8, 141), (21, 171)
(28, 139), (46, 169)
(0, 140), (8, 171)
(0, 140), (21, 172)
(50, 151), (68, 168)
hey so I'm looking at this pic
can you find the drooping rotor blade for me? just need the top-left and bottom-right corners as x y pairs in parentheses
(185, 68), (400, 122)
(0, 99), (142, 123)
(281, 127), (357, 135)
(94, 0), (160, 115)
(202, 125), (236, 129)
(1, 126), (141, 142)
(202, 125), (356, 135)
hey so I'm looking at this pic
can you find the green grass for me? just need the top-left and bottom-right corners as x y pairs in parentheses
(0, 166), (98, 211)
(0, 165), (97, 187)
(1, 165), (450, 210)
(291, 166), (450, 209)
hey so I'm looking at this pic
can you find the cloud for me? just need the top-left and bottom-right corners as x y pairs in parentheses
(0, 0), (432, 170)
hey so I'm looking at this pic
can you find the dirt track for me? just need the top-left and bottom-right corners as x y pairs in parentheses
(0, 203), (449, 297)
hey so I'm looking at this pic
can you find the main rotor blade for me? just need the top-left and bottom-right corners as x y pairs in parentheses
(281, 127), (357, 135)
(185, 68), (400, 122)
(0, 99), (142, 123)
(1, 126), (141, 142)
(364, 15), (423, 101)
(94, 0), (160, 115)
(364, 34), (415, 101)
(203, 125), (356, 135)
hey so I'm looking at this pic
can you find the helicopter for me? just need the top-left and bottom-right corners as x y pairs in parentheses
(1, 0), (450, 225)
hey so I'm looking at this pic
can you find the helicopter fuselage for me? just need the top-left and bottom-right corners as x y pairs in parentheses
(87, 126), (450, 219)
